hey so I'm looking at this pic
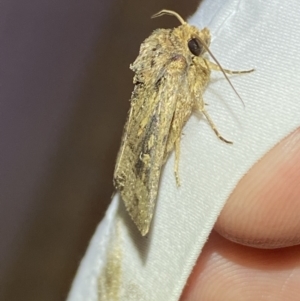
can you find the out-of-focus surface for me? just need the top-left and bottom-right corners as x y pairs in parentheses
(0, 0), (200, 300)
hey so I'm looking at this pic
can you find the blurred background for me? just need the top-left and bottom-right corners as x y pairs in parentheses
(0, 0), (201, 300)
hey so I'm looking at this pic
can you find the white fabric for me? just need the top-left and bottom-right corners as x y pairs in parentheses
(67, 0), (300, 300)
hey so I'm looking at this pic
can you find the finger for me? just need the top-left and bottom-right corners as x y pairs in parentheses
(180, 231), (300, 301)
(215, 128), (300, 248)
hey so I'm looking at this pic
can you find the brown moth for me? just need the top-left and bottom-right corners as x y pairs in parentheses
(113, 10), (253, 236)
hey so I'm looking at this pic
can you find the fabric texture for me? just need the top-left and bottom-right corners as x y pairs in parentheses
(67, 0), (300, 300)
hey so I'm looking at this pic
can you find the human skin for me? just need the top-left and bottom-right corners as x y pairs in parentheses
(180, 128), (300, 300)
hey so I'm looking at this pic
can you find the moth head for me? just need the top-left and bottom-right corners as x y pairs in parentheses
(151, 10), (212, 58)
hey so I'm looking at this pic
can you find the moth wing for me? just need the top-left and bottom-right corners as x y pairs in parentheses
(114, 45), (188, 235)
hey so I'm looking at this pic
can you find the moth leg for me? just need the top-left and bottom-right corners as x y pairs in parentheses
(200, 105), (233, 144)
(207, 61), (254, 75)
(165, 113), (186, 187)
(174, 137), (181, 187)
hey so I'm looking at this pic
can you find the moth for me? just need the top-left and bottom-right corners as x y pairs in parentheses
(114, 10), (253, 236)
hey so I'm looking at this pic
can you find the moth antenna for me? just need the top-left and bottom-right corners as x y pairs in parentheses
(196, 35), (246, 107)
(151, 10), (186, 25)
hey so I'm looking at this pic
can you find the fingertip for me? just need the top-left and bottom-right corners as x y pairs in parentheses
(215, 129), (300, 248)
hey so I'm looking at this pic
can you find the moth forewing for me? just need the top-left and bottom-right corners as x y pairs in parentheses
(114, 49), (188, 236)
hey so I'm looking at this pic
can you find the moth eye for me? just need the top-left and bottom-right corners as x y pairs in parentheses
(188, 38), (202, 56)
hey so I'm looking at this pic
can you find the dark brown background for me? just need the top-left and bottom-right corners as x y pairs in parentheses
(0, 0), (201, 300)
